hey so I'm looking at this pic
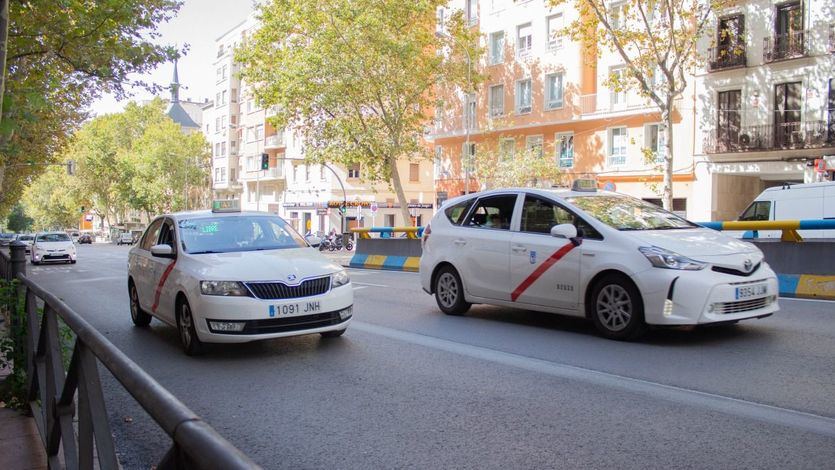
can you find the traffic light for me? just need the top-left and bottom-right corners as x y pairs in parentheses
(339, 203), (347, 215)
(260, 153), (269, 170)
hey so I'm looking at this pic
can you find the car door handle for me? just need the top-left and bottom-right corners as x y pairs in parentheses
(453, 239), (467, 246)
(511, 245), (528, 253)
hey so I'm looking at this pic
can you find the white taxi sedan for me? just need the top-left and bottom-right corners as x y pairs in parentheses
(420, 184), (779, 340)
(127, 204), (353, 355)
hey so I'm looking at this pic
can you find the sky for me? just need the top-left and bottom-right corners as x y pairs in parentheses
(91, 0), (255, 116)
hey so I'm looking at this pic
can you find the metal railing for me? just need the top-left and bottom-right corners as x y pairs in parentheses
(703, 121), (832, 154)
(264, 133), (285, 149)
(1, 244), (260, 469)
(707, 44), (747, 71)
(763, 30), (808, 63)
(351, 226), (425, 239)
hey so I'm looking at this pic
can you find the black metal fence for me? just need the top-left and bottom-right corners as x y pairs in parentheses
(1, 243), (260, 469)
(703, 121), (833, 154)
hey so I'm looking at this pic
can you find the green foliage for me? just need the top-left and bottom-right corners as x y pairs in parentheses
(475, 146), (563, 189)
(0, 0), (184, 217)
(5, 203), (32, 233)
(0, 280), (26, 409)
(237, 0), (481, 224)
(22, 166), (82, 231)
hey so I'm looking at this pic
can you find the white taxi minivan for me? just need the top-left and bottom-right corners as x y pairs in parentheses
(420, 182), (779, 340)
(31, 232), (77, 265)
(127, 201), (353, 355)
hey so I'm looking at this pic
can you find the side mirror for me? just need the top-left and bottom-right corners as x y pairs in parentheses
(150, 244), (175, 258)
(550, 223), (578, 239)
(306, 236), (322, 248)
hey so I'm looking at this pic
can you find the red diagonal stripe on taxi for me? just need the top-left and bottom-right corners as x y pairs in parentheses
(152, 260), (177, 313)
(511, 242), (577, 302)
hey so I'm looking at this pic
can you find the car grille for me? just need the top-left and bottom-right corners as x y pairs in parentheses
(209, 311), (346, 335)
(713, 297), (769, 314)
(712, 262), (761, 277)
(245, 276), (331, 300)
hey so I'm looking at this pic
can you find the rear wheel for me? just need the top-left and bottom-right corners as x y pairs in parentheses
(177, 298), (203, 356)
(129, 282), (151, 327)
(590, 274), (647, 341)
(433, 266), (471, 315)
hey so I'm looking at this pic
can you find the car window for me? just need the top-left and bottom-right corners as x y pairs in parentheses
(739, 201), (771, 221)
(463, 194), (517, 230)
(521, 196), (602, 239)
(158, 221), (177, 249)
(36, 233), (71, 242)
(177, 215), (307, 254)
(444, 199), (475, 225)
(140, 219), (164, 251)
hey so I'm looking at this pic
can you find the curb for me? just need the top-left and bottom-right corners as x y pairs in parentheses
(349, 253), (420, 272)
(778, 274), (835, 301)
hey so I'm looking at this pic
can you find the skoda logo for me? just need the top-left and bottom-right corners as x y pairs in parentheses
(287, 274), (297, 282)
(743, 259), (753, 272)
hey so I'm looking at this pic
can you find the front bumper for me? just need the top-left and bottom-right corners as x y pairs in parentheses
(632, 263), (780, 326)
(33, 252), (76, 263)
(191, 283), (354, 343)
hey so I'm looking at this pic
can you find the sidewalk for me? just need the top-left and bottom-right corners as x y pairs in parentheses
(1, 329), (47, 469)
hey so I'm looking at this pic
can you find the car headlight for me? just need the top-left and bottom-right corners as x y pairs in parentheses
(331, 270), (350, 287)
(200, 281), (250, 296)
(638, 246), (706, 271)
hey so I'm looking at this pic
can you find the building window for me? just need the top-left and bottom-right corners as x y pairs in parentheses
(384, 214), (395, 227)
(214, 143), (220, 156)
(255, 124), (264, 140)
(499, 138), (515, 161)
(214, 168), (220, 182)
(644, 124), (666, 163)
(462, 142), (475, 173)
(516, 79), (532, 114)
(466, 0), (478, 25)
(221, 116), (227, 129)
(610, 67), (626, 108)
(221, 90), (228, 105)
(609, 2), (626, 30)
(216, 67), (222, 82)
(713, 15), (746, 70)
(464, 93), (476, 130)
(774, 81), (802, 148)
(556, 132), (574, 167)
(222, 65), (228, 80)
(516, 23), (532, 58)
(230, 168), (236, 182)
(609, 127), (628, 166)
(526, 135), (543, 158)
(221, 167), (227, 182)
(231, 88), (238, 103)
(409, 163), (420, 182)
(545, 72), (564, 109)
(547, 14), (564, 50)
(221, 141), (227, 156)
(827, 79), (835, 143)
(489, 84), (504, 117)
(717, 89), (742, 150)
(214, 117), (220, 133)
(348, 163), (361, 178)
(489, 31), (504, 65)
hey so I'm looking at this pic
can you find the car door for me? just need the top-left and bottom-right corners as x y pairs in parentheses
(133, 218), (164, 312)
(458, 193), (521, 301)
(509, 195), (582, 311)
(149, 218), (179, 323)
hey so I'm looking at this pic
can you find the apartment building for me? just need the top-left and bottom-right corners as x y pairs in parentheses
(210, 15), (437, 232)
(694, 0), (835, 221)
(430, 0), (696, 217)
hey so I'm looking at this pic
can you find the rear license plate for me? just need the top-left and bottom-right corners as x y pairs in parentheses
(269, 301), (321, 317)
(735, 284), (767, 300)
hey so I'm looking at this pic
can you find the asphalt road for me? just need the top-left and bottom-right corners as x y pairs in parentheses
(26, 244), (835, 469)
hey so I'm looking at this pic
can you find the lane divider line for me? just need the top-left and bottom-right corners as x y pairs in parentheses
(352, 321), (835, 438)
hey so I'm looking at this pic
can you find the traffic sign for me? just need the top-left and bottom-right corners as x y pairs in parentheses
(370, 202), (378, 213)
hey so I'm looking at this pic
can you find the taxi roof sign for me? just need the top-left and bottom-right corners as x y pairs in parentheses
(212, 199), (241, 213)
(571, 178), (598, 192)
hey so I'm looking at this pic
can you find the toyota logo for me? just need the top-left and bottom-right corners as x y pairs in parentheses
(743, 259), (753, 272)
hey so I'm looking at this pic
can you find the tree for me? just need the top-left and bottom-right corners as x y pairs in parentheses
(21, 166), (82, 231)
(237, 0), (480, 225)
(474, 146), (563, 189)
(551, 0), (720, 210)
(0, 0), (183, 216)
(5, 203), (31, 232)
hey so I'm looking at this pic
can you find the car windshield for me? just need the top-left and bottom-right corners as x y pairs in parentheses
(18, 235), (33, 241)
(37, 233), (71, 242)
(0, 234), (14, 240)
(566, 195), (697, 231)
(178, 215), (307, 254)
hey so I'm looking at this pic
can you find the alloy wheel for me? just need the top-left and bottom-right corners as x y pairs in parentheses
(596, 284), (632, 332)
(437, 272), (459, 309)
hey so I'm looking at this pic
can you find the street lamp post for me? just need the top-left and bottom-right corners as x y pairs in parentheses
(436, 30), (473, 195)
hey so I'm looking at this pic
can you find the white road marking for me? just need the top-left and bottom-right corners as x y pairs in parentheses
(353, 321), (835, 438)
(352, 281), (389, 288)
(352, 286), (368, 291)
(64, 276), (124, 284)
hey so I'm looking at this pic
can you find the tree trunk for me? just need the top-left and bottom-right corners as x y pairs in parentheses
(661, 98), (675, 211)
(389, 155), (412, 226)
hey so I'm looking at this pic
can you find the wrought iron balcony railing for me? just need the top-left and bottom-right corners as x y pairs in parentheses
(707, 44), (747, 71)
(763, 30), (809, 63)
(703, 120), (832, 154)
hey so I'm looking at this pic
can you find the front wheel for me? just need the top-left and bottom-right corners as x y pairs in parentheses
(177, 299), (204, 356)
(589, 274), (647, 341)
(345, 241), (354, 251)
(433, 266), (471, 315)
(129, 282), (152, 327)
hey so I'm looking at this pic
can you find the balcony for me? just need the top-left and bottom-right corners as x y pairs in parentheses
(579, 93), (652, 115)
(707, 44), (746, 72)
(264, 133), (285, 149)
(763, 30), (808, 63)
(241, 166), (285, 180)
(703, 121), (832, 154)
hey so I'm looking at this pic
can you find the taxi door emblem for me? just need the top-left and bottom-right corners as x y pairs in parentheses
(530, 251), (537, 264)
(287, 274), (297, 282)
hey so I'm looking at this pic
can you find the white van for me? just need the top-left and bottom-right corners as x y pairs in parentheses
(738, 182), (835, 238)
